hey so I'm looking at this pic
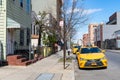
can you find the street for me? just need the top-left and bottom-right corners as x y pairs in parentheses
(74, 51), (120, 80)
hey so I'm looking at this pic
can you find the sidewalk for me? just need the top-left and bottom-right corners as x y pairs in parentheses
(0, 50), (75, 80)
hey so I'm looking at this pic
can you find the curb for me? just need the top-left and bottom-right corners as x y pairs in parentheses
(107, 50), (120, 54)
(72, 60), (75, 80)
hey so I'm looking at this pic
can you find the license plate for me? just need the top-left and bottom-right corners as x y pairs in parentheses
(91, 62), (97, 65)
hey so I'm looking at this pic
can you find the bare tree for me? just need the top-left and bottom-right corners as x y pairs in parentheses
(61, 0), (88, 69)
(35, 11), (47, 47)
(35, 11), (59, 55)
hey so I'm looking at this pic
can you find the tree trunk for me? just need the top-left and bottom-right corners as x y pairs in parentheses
(38, 26), (42, 55)
(63, 23), (67, 69)
(63, 40), (67, 69)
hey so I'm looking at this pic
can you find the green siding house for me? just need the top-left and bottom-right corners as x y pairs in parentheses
(0, 0), (31, 61)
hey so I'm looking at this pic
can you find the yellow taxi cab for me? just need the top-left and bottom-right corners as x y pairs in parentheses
(76, 46), (107, 69)
(72, 46), (81, 54)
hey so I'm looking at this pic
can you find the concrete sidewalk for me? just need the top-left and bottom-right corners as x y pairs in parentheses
(0, 50), (75, 80)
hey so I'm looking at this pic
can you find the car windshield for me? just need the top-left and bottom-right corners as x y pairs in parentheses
(80, 47), (101, 54)
(74, 46), (81, 50)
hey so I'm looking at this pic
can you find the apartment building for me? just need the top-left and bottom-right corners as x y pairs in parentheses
(95, 24), (120, 49)
(94, 24), (103, 48)
(113, 30), (120, 48)
(106, 12), (120, 25)
(94, 12), (120, 49)
(31, 0), (62, 47)
(0, 0), (31, 60)
(31, 11), (57, 47)
(88, 24), (98, 46)
(77, 39), (83, 46)
(32, 0), (62, 20)
(83, 34), (89, 46)
(31, 11), (39, 48)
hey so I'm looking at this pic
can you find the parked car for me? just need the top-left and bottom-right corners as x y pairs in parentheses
(76, 46), (107, 69)
(72, 46), (81, 54)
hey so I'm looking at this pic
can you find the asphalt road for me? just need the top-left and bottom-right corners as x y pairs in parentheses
(74, 51), (120, 80)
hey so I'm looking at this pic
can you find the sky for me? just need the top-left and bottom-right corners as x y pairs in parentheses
(72, 0), (120, 43)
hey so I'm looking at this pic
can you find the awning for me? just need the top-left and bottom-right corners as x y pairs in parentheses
(7, 17), (21, 28)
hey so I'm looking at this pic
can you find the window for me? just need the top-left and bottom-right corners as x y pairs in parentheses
(36, 26), (39, 35)
(26, 0), (31, 13)
(34, 25), (35, 35)
(26, 28), (30, 46)
(20, 0), (23, 8)
(20, 29), (24, 46)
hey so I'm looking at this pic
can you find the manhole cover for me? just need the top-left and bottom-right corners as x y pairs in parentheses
(36, 73), (54, 80)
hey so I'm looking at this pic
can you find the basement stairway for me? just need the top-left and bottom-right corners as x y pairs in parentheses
(7, 55), (33, 66)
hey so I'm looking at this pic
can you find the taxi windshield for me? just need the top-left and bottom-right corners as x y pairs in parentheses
(81, 47), (101, 54)
(74, 46), (81, 50)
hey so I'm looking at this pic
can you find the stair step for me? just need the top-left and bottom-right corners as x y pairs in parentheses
(30, 59), (38, 63)
(6, 54), (43, 66)
(7, 54), (31, 66)
(7, 55), (22, 60)
(37, 56), (44, 60)
(16, 58), (27, 63)
(17, 60), (32, 66)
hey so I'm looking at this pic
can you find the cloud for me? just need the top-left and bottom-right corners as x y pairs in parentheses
(67, 8), (102, 15)
(84, 8), (102, 15)
(66, 8), (80, 14)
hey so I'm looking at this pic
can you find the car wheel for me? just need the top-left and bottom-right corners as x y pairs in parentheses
(76, 56), (77, 59)
(77, 61), (81, 69)
(78, 65), (82, 69)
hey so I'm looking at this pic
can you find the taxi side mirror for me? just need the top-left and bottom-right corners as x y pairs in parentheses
(76, 52), (79, 55)
(76, 49), (79, 52)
